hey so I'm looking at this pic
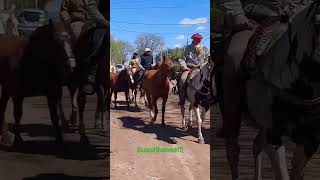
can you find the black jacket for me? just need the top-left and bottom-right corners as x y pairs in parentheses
(140, 53), (153, 70)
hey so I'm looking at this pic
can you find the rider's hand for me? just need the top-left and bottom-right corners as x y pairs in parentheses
(232, 14), (254, 31)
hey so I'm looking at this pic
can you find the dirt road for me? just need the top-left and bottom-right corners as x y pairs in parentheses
(110, 92), (210, 180)
(0, 87), (108, 180)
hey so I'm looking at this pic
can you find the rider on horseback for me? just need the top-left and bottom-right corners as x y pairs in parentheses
(182, 33), (209, 70)
(129, 52), (145, 75)
(140, 48), (154, 70)
(178, 33), (209, 105)
(60, 0), (107, 95)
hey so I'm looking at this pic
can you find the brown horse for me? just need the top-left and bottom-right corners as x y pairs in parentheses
(141, 56), (175, 126)
(53, 21), (108, 130)
(56, 23), (108, 136)
(109, 68), (132, 109)
(0, 21), (69, 145)
(153, 61), (161, 70)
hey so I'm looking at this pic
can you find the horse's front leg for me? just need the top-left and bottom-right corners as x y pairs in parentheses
(95, 84), (105, 129)
(0, 86), (14, 146)
(47, 92), (64, 145)
(125, 90), (130, 109)
(194, 107), (204, 144)
(12, 96), (25, 146)
(151, 97), (158, 123)
(57, 96), (70, 131)
(290, 142), (318, 180)
(68, 84), (78, 126)
(180, 103), (186, 130)
(114, 91), (118, 108)
(77, 91), (89, 144)
(161, 96), (167, 127)
(188, 103), (193, 129)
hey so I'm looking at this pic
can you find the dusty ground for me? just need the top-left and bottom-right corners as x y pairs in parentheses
(0, 87), (108, 180)
(110, 91), (210, 180)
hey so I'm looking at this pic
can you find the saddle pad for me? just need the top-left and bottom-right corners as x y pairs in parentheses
(188, 68), (200, 80)
(242, 2), (315, 88)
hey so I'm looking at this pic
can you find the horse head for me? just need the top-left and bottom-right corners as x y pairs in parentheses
(159, 56), (176, 80)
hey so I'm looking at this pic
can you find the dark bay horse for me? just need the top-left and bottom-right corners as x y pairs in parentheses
(141, 56), (175, 126)
(63, 24), (108, 132)
(0, 21), (70, 145)
(109, 68), (132, 109)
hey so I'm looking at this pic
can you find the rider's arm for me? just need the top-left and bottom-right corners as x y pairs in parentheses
(87, 0), (107, 26)
(60, 0), (71, 24)
(137, 62), (145, 70)
(215, 0), (245, 17)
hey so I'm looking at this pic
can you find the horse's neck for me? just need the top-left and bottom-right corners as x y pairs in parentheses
(155, 69), (168, 82)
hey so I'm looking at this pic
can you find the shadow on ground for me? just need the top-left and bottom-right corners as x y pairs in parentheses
(23, 174), (108, 180)
(111, 100), (143, 112)
(0, 124), (108, 161)
(118, 116), (211, 144)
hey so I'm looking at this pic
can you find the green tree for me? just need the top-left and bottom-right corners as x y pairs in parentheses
(110, 36), (133, 65)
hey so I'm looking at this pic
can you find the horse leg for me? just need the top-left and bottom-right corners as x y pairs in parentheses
(125, 90), (130, 109)
(290, 142), (318, 180)
(146, 92), (154, 122)
(161, 96), (167, 126)
(188, 103), (193, 129)
(57, 97), (70, 132)
(12, 96), (24, 146)
(109, 89), (114, 109)
(68, 85), (78, 126)
(77, 91), (89, 144)
(134, 88), (138, 107)
(253, 129), (269, 180)
(47, 92), (64, 145)
(95, 84), (104, 129)
(180, 103), (186, 130)
(152, 97), (158, 123)
(114, 91), (118, 108)
(0, 85), (13, 146)
(194, 107), (204, 144)
(225, 137), (240, 180)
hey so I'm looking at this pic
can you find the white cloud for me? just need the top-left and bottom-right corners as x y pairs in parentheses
(196, 26), (207, 31)
(176, 35), (185, 40)
(179, 17), (207, 25)
(174, 44), (182, 48)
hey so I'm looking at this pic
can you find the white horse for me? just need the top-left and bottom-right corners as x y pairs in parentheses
(178, 56), (215, 143)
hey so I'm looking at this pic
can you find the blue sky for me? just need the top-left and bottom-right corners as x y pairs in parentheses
(110, 0), (210, 51)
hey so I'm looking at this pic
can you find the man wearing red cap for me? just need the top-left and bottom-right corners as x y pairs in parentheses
(178, 33), (209, 105)
(183, 33), (209, 70)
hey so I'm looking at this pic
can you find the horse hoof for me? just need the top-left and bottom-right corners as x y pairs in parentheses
(13, 135), (24, 146)
(198, 138), (205, 144)
(69, 113), (77, 126)
(80, 135), (90, 145)
(0, 132), (15, 146)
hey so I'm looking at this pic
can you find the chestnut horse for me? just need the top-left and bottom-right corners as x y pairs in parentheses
(141, 56), (175, 126)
